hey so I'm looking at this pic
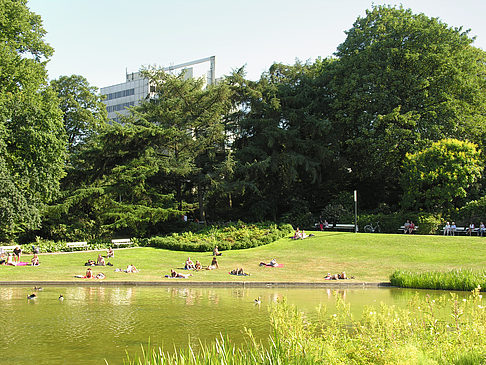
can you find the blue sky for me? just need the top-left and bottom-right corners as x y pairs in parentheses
(28, 0), (486, 89)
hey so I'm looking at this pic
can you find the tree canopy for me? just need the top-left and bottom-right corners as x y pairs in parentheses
(0, 0), (66, 240)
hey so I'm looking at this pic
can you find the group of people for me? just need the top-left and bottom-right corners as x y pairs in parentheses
(0, 246), (39, 266)
(184, 256), (219, 271)
(318, 217), (330, 231)
(444, 221), (486, 236)
(403, 220), (416, 234)
(324, 272), (349, 280)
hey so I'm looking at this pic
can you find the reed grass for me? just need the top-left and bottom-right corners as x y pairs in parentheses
(390, 269), (486, 291)
(122, 288), (486, 364)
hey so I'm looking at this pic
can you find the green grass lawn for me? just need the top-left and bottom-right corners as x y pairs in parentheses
(1, 231), (485, 282)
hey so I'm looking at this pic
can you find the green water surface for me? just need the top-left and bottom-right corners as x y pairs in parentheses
(0, 286), (464, 364)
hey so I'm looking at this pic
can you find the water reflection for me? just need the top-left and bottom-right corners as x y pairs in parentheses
(0, 286), (470, 365)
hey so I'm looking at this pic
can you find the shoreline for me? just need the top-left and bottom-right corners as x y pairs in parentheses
(0, 280), (392, 288)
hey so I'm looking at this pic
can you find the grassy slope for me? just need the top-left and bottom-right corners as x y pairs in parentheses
(0, 231), (484, 282)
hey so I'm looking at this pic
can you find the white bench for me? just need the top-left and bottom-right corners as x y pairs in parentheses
(66, 241), (88, 250)
(0, 245), (17, 254)
(334, 224), (356, 231)
(111, 238), (132, 247)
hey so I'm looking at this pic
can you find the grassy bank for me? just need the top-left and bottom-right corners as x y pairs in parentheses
(1, 231), (485, 283)
(123, 289), (486, 364)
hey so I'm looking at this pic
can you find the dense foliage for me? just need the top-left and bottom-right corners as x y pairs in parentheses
(124, 291), (486, 364)
(0, 0), (67, 241)
(390, 269), (486, 291)
(142, 222), (293, 252)
(3, 2), (486, 241)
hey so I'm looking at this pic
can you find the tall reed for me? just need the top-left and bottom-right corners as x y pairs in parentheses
(390, 269), (486, 291)
(122, 288), (486, 364)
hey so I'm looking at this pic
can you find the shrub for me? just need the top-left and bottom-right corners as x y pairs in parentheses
(146, 222), (290, 252)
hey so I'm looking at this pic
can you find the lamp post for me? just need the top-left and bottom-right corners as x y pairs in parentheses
(354, 190), (358, 233)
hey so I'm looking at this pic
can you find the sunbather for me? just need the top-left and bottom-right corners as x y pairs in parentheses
(97, 254), (105, 266)
(125, 264), (138, 273)
(292, 228), (302, 240)
(213, 246), (222, 256)
(195, 260), (202, 270)
(185, 257), (195, 270)
(230, 268), (250, 276)
(206, 257), (219, 270)
(86, 267), (93, 278)
(107, 247), (114, 258)
(31, 254), (39, 266)
(260, 258), (278, 267)
(170, 269), (192, 278)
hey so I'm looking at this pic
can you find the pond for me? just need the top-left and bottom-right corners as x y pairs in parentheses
(0, 286), (466, 364)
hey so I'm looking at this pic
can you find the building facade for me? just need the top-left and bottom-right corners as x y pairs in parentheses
(100, 56), (216, 122)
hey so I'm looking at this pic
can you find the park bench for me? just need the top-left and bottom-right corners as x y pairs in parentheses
(334, 224), (356, 231)
(66, 241), (88, 251)
(0, 245), (17, 255)
(111, 238), (132, 247)
(442, 226), (483, 236)
(315, 223), (356, 231)
(398, 225), (419, 233)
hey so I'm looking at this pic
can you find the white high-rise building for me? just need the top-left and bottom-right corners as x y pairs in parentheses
(100, 56), (216, 122)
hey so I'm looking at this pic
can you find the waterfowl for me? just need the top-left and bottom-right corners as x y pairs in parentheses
(27, 294), (36, 299)
(58, 294), (64, 301)
(33, 286), (43, 291)
(254, 296), (261, 304)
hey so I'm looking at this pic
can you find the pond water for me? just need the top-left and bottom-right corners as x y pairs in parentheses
(0, 286), (466, 364)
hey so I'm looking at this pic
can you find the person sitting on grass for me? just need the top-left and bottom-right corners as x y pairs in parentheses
(170, 269), (192, 278)
(260, 258), (278, 267)
(185, 257), (195, 270)
(6, 253), (15, 266)
(107, 247), (114, 258)
(213, 245), (222, 256)
(206, 257), (219, 270)
(195, 260), (202, 270)
(31, 254), (39, 266)
(97, 254), (105, 266)
(85, 267), (93, 278)
(292, 228), (302, 240)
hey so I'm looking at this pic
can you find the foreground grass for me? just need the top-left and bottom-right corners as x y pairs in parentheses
(123, 289), (486, 364)
(1, 231), (485, 282)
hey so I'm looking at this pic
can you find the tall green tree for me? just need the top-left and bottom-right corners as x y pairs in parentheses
(227, 61), (336, 221)
(401, 139), (483, 213)
(0, 0), (66, 240)
(134, 68), (232, 221)
(331, 5), (486, 209)
(51, 75), (108, 154)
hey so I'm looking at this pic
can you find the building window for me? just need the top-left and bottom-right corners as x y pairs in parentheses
(105, 88), (135, 100)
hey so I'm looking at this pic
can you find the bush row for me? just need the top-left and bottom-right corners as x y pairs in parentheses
(390, 269), (486, 291)
(141, 222), (294, 252)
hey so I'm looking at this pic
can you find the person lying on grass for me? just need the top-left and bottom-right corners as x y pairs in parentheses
(260, 258), (278, 267)
(206, 257), (219, 270)
(169, 269), (192, 278)
(230, 268), (250, 276)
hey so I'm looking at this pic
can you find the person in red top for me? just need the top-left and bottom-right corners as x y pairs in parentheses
(409, 221), (415, 234)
